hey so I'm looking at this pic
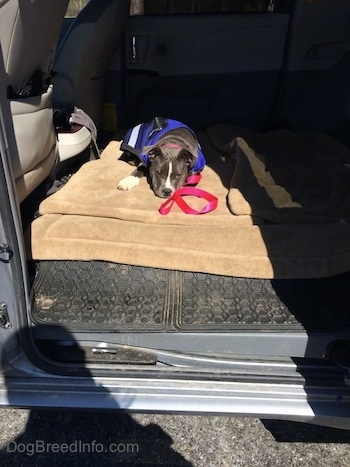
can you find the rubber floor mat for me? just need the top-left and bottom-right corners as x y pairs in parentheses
(32, 260), (350, 332)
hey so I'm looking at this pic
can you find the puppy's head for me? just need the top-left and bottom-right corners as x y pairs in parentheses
(148, 146), (195, 198)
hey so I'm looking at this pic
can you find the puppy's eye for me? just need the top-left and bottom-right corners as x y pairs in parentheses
(175, 173), (182, 179)
(155, 170), (161, 176)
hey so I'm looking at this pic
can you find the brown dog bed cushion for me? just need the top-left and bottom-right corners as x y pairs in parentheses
(208, 124), (350, 224)
(31, 130), (350, 279)
(37, 135), (246, 227)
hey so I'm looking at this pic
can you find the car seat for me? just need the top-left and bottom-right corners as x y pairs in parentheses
(0, 0), (69, 202)
(53, 0), (129, 128)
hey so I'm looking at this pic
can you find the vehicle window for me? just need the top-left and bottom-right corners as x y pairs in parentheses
(130, 0), (289, 15)
(66, 0), (90, 18)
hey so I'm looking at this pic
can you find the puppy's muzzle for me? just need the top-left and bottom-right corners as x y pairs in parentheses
(161, 187), (173, 198)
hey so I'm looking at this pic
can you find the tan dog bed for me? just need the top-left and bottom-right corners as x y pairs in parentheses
(208, 124), (350, 224)
(31, 128), (350, 279)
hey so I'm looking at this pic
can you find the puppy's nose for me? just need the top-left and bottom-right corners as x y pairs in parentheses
(162, 188), (173, 197)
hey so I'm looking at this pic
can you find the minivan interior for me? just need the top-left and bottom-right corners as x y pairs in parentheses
(2, 0), (350, 428)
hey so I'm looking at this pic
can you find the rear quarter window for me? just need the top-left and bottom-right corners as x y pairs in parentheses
(66, 0), (90, 18)
(131, 0), (289, 15)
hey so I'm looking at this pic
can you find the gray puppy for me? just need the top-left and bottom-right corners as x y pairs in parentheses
(118, 118), (206, 198)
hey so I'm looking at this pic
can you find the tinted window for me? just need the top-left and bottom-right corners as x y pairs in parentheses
(139, 0), (289, 15)
(66, 0), (90, 18)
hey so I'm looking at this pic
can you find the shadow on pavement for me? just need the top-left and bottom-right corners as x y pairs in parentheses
(0, 327), (192, 466)
(261, 419), (350, 443)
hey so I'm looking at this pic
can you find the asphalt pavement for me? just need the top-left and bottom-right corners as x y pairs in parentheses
(0, 408), (350, 466)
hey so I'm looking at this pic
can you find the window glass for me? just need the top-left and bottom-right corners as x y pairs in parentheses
(136, 0), (286, 15)
(66, 0), (90, 18)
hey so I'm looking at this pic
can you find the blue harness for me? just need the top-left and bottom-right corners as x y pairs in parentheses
(120, 117), (206, 172)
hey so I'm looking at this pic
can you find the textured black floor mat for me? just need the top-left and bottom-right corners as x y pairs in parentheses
(31, 260), (350, 332)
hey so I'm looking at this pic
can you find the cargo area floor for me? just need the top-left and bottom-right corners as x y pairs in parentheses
(31, 260), (350, 333)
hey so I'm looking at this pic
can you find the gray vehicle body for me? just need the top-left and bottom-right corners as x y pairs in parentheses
(1, 0), (350, 429)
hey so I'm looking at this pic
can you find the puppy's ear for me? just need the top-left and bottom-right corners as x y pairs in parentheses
(147, 147), (162, 160)
(180, 150), (195, 167)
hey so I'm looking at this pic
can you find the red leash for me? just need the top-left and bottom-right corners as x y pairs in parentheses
(159, 174), (218, 215)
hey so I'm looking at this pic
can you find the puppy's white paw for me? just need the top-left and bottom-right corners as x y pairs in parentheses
(117, 175), (140, 191)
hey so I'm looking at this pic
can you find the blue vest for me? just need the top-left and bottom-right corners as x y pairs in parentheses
(120, 118), (206, 172)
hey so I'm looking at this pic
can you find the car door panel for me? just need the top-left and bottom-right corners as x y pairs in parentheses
(125, 13), (290, 129)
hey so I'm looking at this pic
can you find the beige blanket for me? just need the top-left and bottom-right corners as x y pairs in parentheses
(208, 124), (350, 224)
(38, 136), (244, 227)
(30, 130), (350, 279)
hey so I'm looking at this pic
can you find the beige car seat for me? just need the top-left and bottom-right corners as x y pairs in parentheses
(0, 0), (69, 202)
(53, 0), (129, 128)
